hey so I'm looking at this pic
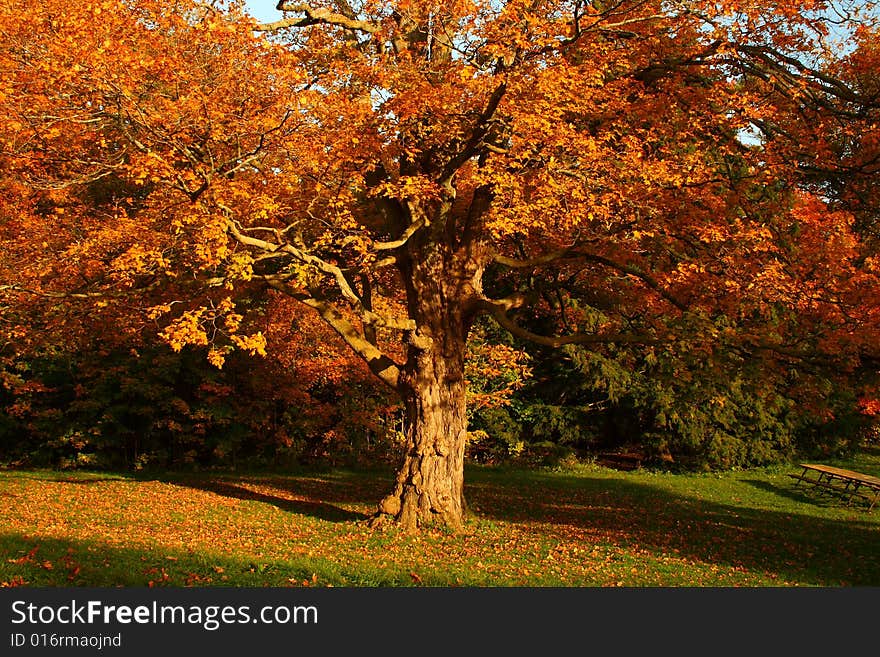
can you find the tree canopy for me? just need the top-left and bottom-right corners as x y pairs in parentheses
(2, 0), (879, 529)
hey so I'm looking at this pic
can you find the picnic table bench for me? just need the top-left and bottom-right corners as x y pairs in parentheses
(789, 463), (880, 511)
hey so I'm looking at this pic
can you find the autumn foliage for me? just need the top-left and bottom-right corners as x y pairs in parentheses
(2, 0), (880, 529)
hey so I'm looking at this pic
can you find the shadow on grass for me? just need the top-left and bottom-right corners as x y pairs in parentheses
(172, 478), (370, 523)
(5, 466), (880, 585)
(23, 473), (135, 485)
(742, 478), (853, 509)
(462, 469), (880, 586)
(155, 468), (391, 502)
(19, 468), (384, 523)
(19, 469), (375, 523)
(0, 532), (368, 587)
(165, 466), (880, 585)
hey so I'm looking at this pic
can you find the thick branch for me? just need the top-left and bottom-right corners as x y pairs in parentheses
(258, 3), (380, 33)
(207, 270), (414, 332)
(0, 282), (160, 300)
(493, 249), (570, 269)
(481, 298), (661, 348)
(224, 216), (364, 306)
(223, 217), (414, 333)
(493, 249), (688, 312)
(578, 253), (688, 313)
(267, 280), (402, 389)
(374, 217), (426, 251)
(0, 284), (106, 300)
(734, 44), (862, 104)
(437, 81), (508, 185)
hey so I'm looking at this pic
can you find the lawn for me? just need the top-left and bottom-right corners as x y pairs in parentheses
(2, 449), (879, 587)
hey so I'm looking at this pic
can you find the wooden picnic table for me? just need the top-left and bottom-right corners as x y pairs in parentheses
(789, 463), (880, 511)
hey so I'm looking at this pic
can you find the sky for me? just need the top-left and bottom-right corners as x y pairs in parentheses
(243, 1), (282, 23)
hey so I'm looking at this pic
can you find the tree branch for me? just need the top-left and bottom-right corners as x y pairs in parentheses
(223, 215), (364, 307)
(0, 284), (105, 300)
(735, 44), (863, 104)
(437, 81), (508, 185)
(258, 3), (380, 33)
(492, 249), (570, 269)
(480, 298), (661, 348)
(373, 217), (426, 251)
(266, 279), (402, 390)
(0, 282), (160, 300)
(577, 253), (688, 313)
(492, 249), (688, 312)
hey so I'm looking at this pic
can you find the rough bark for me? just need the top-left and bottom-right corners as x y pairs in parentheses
(376, 237), (477, 532)
(377, 346), (469, 531)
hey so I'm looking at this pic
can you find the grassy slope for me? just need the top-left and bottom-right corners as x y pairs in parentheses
(1, 449), (879, 587)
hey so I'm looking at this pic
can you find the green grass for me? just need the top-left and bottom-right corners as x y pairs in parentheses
(1, 449), (879, 587)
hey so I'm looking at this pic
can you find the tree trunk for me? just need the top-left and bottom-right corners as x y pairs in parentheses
(377, 240), (474, 532)
(378, 346), (468, 531)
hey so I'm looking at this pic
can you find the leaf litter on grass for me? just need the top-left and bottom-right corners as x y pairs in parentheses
(1, 465), (878, 586)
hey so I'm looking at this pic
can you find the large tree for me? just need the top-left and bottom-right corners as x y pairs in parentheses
(2, 0), (878, 530)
